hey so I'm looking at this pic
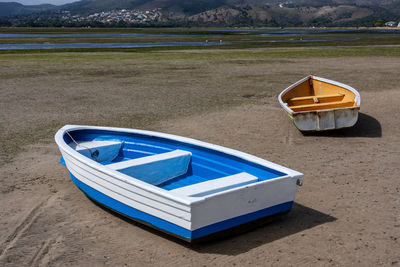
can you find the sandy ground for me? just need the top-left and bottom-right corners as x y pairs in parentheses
(0, 51), (399, 266)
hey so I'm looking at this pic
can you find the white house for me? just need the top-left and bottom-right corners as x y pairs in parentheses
(385, 21), (397, 27)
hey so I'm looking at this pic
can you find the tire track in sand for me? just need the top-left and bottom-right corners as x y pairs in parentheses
(28, 235), (63, 267)
(0, 194), (56, 261)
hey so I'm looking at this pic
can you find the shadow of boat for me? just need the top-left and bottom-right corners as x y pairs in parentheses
(302, 112), (381, 138)
(188, 203), (336, 255)
(88, 195), (335, 255)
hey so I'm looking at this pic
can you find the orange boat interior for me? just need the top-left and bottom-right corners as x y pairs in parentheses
(282, 78), (357, 112)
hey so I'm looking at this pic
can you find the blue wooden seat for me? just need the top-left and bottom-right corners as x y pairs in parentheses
(107, 149), (192, 185)
(70, 140), (122, 162)
(170, 172), (258, 197)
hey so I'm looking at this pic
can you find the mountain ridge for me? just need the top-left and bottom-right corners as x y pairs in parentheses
(1, 0), (399, 26)
(0, 2), (55, 17)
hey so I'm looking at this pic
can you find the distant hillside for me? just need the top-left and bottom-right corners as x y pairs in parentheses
(1, 0), (400, 27)
(59, 0), (148, 15)
(0, 2), (55, 17)
(59, 0), (229, 16)
(184, 1), (400, 27)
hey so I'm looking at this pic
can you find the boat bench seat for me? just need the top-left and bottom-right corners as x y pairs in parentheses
(70, 140), (122, 162)
(107, 149), (192, 185)
(287, 93), (345, 106)
(289, 100), (355, 112)
(289, 93), (344, 102)
(170, 172), (258, 197)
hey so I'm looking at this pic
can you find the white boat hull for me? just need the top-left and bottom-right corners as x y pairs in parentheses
(56, 125), (303, 241)
(288, 106), (359, 131)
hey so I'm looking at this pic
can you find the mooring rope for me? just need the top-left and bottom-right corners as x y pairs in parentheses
(66, 131), (99, 161)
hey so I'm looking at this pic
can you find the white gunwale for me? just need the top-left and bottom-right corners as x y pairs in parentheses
(56, 125), (304, 230)
(55, 125), (303, 206)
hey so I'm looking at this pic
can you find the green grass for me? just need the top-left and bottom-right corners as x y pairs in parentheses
(2, 46), (400, 59)
(1, 39), (400, 54)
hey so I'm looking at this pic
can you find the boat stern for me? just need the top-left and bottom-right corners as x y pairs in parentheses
(293, 107), (359, 131)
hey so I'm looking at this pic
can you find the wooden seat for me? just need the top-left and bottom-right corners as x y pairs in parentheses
(170, 172), (258, 197)
(107, 150), (192, 185)
(287, 93), (345, 106)
(70, 140), (122, 162)
(289, 93), (344, 102)
(289, 100), (355, 112)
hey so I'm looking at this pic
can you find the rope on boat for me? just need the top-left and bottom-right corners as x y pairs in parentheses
(66, 131), (99, 162)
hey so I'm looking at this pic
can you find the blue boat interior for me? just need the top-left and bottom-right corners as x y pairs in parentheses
(64, 129), (286, 192)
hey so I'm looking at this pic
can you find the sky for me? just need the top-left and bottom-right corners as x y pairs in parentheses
(0, 0), (78, 5)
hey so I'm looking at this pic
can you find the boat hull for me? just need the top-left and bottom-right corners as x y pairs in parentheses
(288, 106), (359, 131)
(69, 171), (293, 241)
(56, 125), (303, 242)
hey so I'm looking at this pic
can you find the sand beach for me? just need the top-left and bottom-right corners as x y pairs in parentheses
(0, 47), (399, 266)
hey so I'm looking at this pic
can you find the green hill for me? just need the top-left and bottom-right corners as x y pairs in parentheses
(0, 2), (55, 17)
(1, 0), (399, 27)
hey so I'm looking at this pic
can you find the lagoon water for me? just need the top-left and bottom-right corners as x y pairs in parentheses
(0, 41), (229, 50)
(0, 33), (194, 38)
(0, 28), (398, 38)
(0, 39), (330, 50)
(0, 29), (397, 50)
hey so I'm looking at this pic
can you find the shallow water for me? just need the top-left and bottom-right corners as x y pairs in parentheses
(0, 41), (229, 50)
(0, 28), (398, 38)
(0, 33), (194, 38)
(0, 39), (331, 50)
(0, 28), (397, 50)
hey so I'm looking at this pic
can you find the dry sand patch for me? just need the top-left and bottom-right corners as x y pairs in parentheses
(0, 53), (399, 266)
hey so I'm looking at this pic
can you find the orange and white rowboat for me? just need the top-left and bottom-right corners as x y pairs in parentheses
(278, 75), (361, 131)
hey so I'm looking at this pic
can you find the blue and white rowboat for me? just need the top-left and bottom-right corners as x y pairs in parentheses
(55, 125), (303, 242)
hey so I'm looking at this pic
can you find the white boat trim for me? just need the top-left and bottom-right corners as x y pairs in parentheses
(55, 125), (303, 231)
(56, 125), (303, 184)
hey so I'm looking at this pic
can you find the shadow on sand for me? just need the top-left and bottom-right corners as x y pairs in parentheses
(90, 198), (336, 255)
(188, 203), (336, 255)
(302, 112), (381, 138)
